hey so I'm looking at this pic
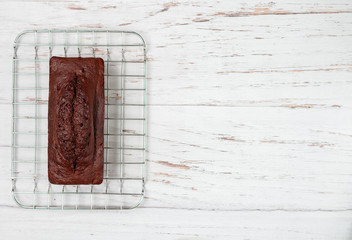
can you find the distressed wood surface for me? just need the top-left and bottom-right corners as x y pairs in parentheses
(1, 0), (352, 239)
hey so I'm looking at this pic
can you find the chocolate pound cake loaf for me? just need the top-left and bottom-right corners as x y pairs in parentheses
(48, 57), (104, 185)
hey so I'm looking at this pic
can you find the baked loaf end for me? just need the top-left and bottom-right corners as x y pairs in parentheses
(48, 57), (104, 185)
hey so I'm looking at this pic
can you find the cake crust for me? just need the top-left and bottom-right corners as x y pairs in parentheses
(48, 57), (104, 185)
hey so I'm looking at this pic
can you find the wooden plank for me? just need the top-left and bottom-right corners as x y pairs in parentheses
(0, 1), (351, 107)
(0, 207), (351, 240)
(144, 106), (352, 210)
(1, 105), (352, 210)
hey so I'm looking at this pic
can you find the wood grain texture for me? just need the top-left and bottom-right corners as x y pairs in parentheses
(1, 207), (352, 240)
(1, 0), (352, 238)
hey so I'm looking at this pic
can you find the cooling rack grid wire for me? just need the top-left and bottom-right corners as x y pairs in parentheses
(11, 30), (147, 210)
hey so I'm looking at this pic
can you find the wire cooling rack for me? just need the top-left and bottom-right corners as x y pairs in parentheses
(11, 30), (146, 209)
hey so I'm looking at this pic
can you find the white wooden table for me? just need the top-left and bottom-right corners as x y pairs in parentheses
(1, 0), (352, 239)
